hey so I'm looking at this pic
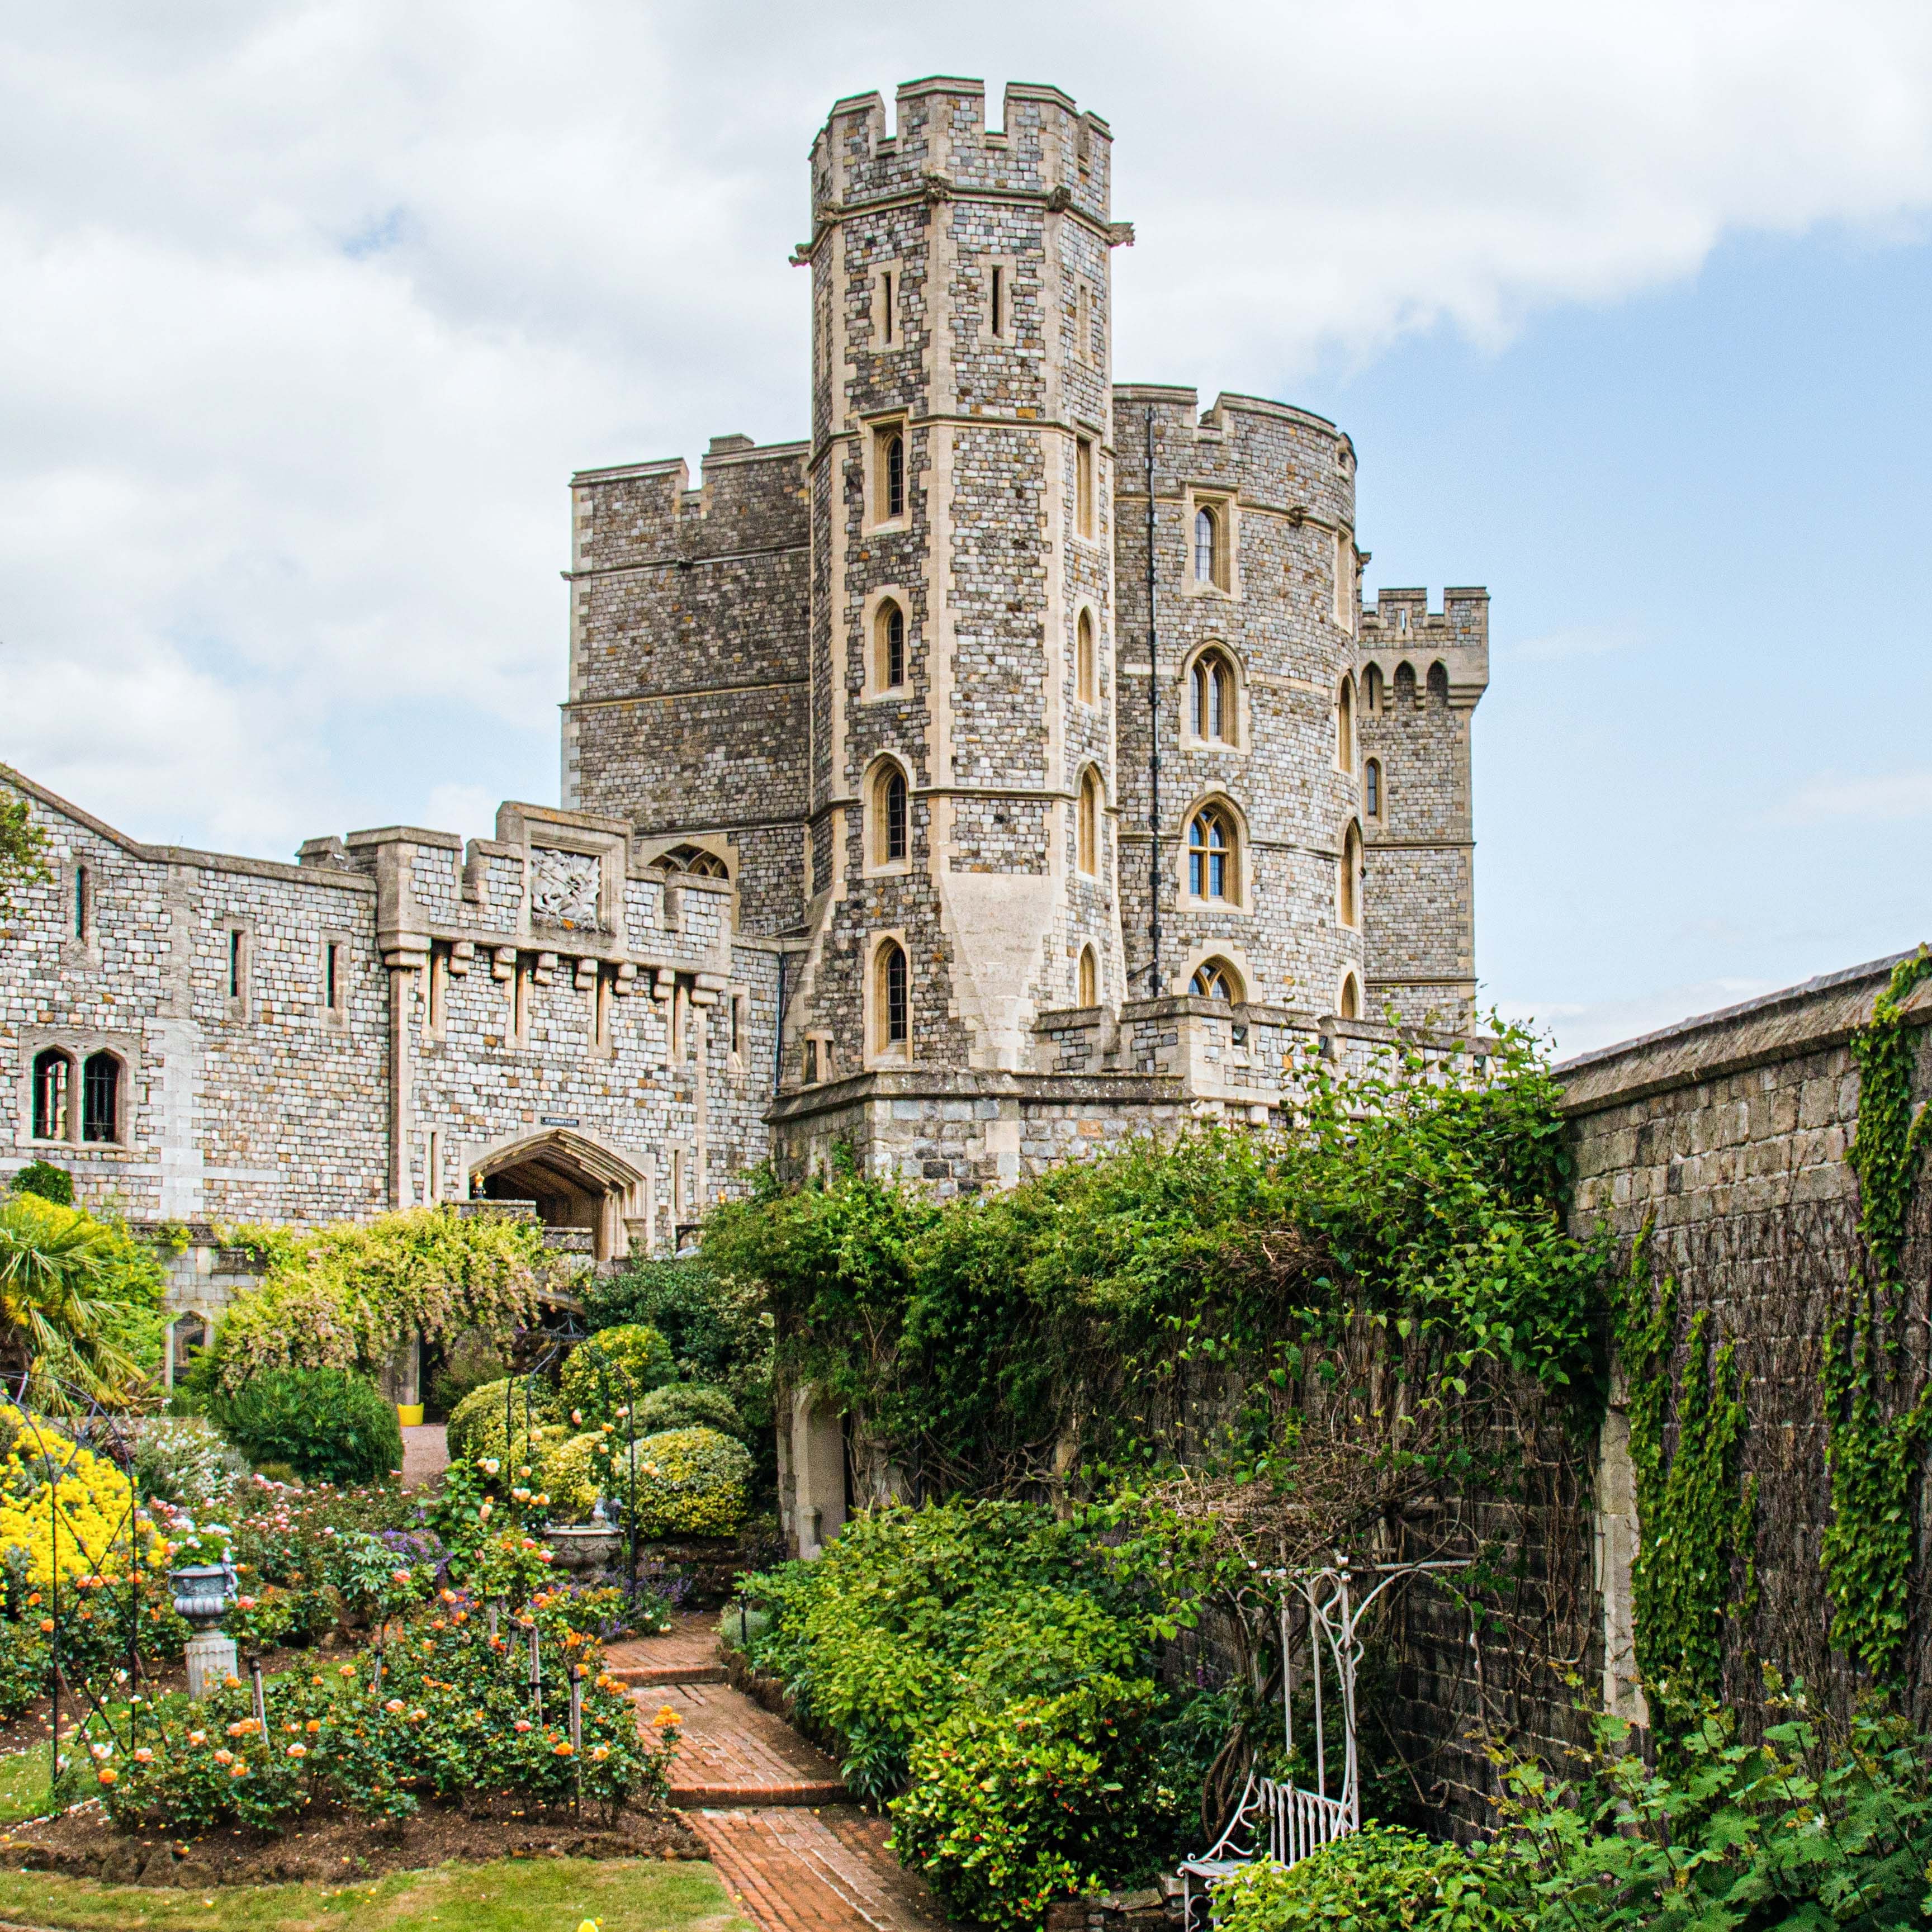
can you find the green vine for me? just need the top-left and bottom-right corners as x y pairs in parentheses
(1822, 945), (1932, 1688)
(1611, 1234), (1754, 1730)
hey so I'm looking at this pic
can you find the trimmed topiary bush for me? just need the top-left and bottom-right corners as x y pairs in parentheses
(542, 1431), (607, 1522)
(446, 1377), (561, 1464)
(213, 1368), (402, 1486)
(632, 1382), (743, 1441)
(623, 1426), (752, 1537)
(560, 1324), (675, 1427)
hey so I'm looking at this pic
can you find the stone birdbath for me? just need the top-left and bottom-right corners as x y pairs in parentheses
(543, 1500), (623, 1578)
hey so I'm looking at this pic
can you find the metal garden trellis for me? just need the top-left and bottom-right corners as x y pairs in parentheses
(1179, 1554), (1472, 1931)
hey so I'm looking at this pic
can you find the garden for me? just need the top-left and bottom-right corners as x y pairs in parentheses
(0, 1165), (776, 1929)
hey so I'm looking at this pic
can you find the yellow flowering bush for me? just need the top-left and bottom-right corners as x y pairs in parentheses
(0, 1406), (151, 1585)
(622, 1427), (752, 1538)
(542, 1432), (605, 1523)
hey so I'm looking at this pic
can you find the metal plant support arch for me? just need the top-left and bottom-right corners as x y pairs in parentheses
(1180, 1555), (1471, 1931)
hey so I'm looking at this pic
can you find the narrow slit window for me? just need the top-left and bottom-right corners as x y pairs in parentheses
(1337, 676), (1355, 771)
(879, 428), (906, 520)
(803, 1038), (820, 1084)
(879, 269), (894, 345)
(989, 264), (1004, 338)
(1077, 770), (1100, 876)
(878, 766), (908, 865)
(227, 930), (246, 1005)
(1339, 823), (1362, 928)
(1074, 282), (1091, 364)
(877, 941), (909, 1049)
(31, 1049), (71, 1141)
(878, 600), (906, 689)
(325, 941), (341, 1012)
(1338, 973), (1361, 1021)
(73, 865), (87, 941)
(1076, 611), (1097, 703)
(1078, 945), (1097, 1007)
(1076, 437), (1095, 537)
(1365, 759), (1382, 819)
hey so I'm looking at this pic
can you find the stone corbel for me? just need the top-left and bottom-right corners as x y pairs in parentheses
(652, 970), (677, 1001)
(1045, 185), (1073, 212)
(689, 989), (718, 1009)
(614, 962), (638, 996)
(491, 947), (517, 982)
(448, 940), (475, 978)
(694, 972), (728, 993)
(534, 951), (558, 986)
(574, 956), (599, 989)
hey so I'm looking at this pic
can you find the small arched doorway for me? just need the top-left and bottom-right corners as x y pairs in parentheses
(466, 1126), (651, 1266)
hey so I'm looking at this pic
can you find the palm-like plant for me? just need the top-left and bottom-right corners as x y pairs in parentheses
(0, 1195), (144, 1409)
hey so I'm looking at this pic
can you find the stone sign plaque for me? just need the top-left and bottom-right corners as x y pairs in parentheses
(529, 847), (603, 930)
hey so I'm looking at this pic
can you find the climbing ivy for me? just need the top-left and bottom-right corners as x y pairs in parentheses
(1822, 945), (1932, 1689)
(1610, 1236), (1754, 1729)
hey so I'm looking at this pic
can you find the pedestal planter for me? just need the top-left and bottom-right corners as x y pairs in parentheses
(543, 1524), (624, 1576)
(170, 1562), (239, 1702)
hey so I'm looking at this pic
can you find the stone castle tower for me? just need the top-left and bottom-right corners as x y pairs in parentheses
(561, 75), (1488, 1187)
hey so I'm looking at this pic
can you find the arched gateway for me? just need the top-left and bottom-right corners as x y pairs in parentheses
(466, 1125), (653, 1267)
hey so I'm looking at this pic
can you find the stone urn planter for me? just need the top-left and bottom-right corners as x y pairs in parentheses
(543, 1525), (624, 1576)
(170, 1561), (239, 1701)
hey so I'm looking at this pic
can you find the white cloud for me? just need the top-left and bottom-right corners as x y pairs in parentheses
(1499, 977), (1783, 1060)
(1783, 772), (1932, 822)
(4, 2), (1932, 854)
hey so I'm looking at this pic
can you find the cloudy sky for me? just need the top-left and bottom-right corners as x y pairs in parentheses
(3, 2), (1930, 1055)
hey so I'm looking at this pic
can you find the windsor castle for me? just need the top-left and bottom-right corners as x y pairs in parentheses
(1, 78), (1487, 1287)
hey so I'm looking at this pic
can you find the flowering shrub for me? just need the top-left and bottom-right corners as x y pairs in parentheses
(460, 1531), (557, 1606)
(543, 1432), (607, 1523)
(128, 1415), (245, 1510)
(560, 1325), (675, 1427)
(95, 1607), (672, 1830)
(221, 1475), (420, 1640)
(197, 1206), (552, 1395)
(0, 1406), (152, 1587)
(622, 1427), (751, 1537)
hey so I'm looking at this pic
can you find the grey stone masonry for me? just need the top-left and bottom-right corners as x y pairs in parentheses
(1358, 589), (1487, 1027)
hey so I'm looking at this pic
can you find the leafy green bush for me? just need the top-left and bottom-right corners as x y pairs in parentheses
(212, 1368), (402, 1485)
(543, 1431), (607, 1522)
(446, 1376), (561, 1463)
(745, 1498), (1220, 1920)
(427, 1328), (508, 1419)
(631, 1382), (743, 1439)
(626, 1427), (752, 1537)
(893, 1675), (1190, 1930)
(9, 1161), (71, 1206)
(1214, 1826), (1522, 1932)
(560, 1325), (675, 1426)
(1499, 1704), (1932, 1932)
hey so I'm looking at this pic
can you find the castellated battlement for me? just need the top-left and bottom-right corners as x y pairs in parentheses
(808, 78), (1113, 240)
(1361, 587), (1489, 713)
(569, 435), (808, 577)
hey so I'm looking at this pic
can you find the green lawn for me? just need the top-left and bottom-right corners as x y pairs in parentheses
(0, 1855), (751, 1932)
(0, 1744), (53, 1825)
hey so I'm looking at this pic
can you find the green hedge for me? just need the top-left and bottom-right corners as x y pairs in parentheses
(446, 1377), (561, 1463)
(625, 1426), (752, 1537)
(213, 1368), (401, 1486)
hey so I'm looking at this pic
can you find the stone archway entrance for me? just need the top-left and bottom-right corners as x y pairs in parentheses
(466, 1126), (651, 1267)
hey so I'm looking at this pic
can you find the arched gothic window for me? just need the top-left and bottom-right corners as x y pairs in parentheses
(1338, 972), (1361, 1020)
(1190, 651), (1235, 743)
(882, 430), (905, 520)
(1076, 611), (1097, 703)
(1364, 757), (1382, 820)
(82, 1053), (120, 1144)
(31, 1049), (71, 1141)
(1337, 675), (1355, 770)
(877, 600), (906, 690)
(1339, 821), (1362, 929)
(875, 940), (909, 1050)
(661, 844), (728, 879)
(874, 764), (908, 866)
(1362, 662), (1382, 712)
(1076, 769), (1101, 875)
(1188, 806), (1235, 901)
(1078, 945), (1098, 1007)
(1190, 957), (1242, 1001)
(1194, 505), (1220, 585)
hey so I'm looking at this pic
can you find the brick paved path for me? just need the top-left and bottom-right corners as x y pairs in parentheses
(613, 1613), (949, 1932)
